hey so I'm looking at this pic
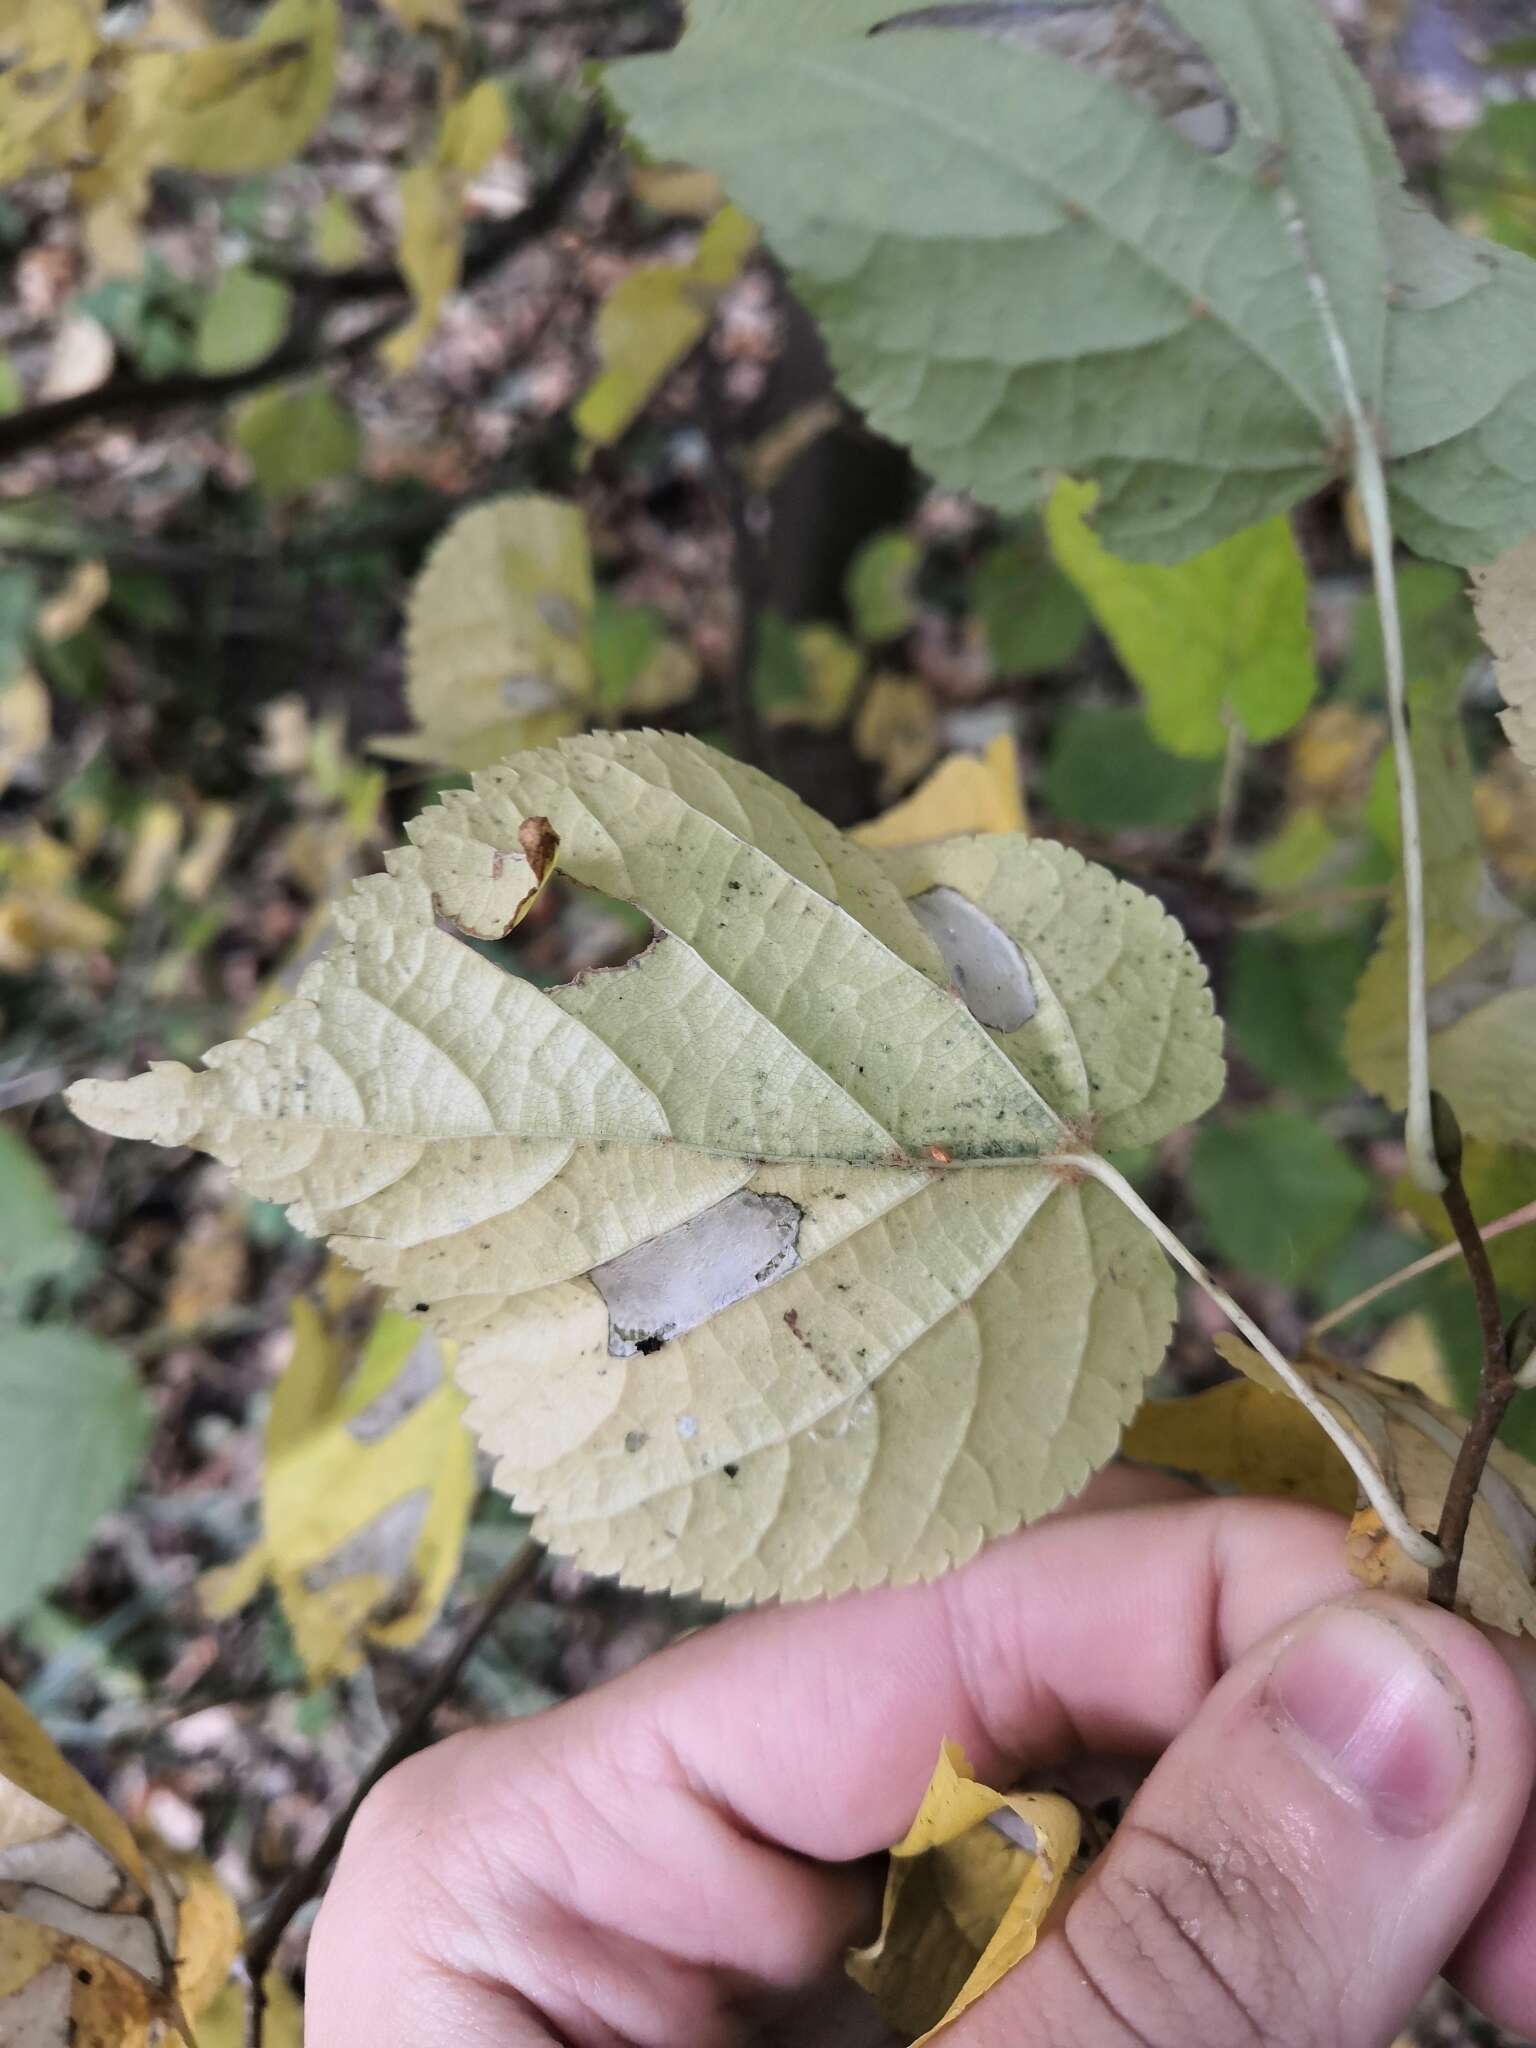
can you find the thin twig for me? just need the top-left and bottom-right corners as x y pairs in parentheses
(1429, 1131), (1514, 1612)
(1205, 720), (1246, 874)
(1056, 1150), (1445, 1571)
(1309, 1197), (1536, 1339)
(698, 344), (767, 770)
(241, 1540), (545, 2048)
(0, 113), (608, 463)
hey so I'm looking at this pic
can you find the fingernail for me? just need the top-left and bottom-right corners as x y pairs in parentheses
(1264, 1605), (1472, 1838)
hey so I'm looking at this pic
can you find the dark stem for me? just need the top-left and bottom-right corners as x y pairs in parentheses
(1428, 1166), (1512, 1613)
(241, 1540), (545, 2047)
(698, 345), (767, 770)
(0, 112), (608, 464)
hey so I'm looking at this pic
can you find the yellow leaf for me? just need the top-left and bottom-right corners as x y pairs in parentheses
(151, 0), (339, 176)
(1289, 704), (1384, 815)
(438, 76), (509, 177)
(378, 494), (594, 770)
(853, 674), (940, 802)
(847, 1741), (1079, 2043)
(36, 561), (109, 645)
(203, 1300), (477, 1683)
(1133, 1338), (1536, 1639)
(0, 672), (51, 797)
(116, 801), (184, 912)
(0, 0), (101, 184)
(1365, 1313), (1459, 1411)
(0, 829), (116, 969)
(763, 624), (862, 733)
(855, 736), (1027, 850)
(574, 206), (758, 446)
(173, 802), (238, 901)
(154, 1846), (243, 2019)
(381, 158), (464, 374)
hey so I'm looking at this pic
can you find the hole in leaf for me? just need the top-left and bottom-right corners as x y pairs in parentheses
(593, 1189), (803, 1358)
(910, 886), (1036, 1031)
(871, 1), (1237, 155)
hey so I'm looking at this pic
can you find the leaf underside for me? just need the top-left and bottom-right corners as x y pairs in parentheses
(70, 734), (1223, 1601)
(608, 0), (1536, 566)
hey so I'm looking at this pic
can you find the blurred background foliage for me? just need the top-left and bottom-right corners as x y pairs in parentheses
(1, 0), (1535, 2033)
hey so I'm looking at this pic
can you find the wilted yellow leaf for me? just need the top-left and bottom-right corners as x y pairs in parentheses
(0, 1681), (239, 2043)
(202, 1299), (477, 1682)
(1129, 1338), (1536, 1638)
(0, 672), (50, 797)
(377, 494), (594, 769)
(0, 828), (115, 970)
(854, 736), (1026, 851)
(174, 802), (238, 901)
(847, 1741), (1079, 2043)
(165, 1198), (249, 1332)
(854, 675), (940, 801)
(149, 0), (339, 176)
(574, 207), (757, 446)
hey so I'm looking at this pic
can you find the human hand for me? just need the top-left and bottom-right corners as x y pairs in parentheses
(307, 1473), (1536, 2047)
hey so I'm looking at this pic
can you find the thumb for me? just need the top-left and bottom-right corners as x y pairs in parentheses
(955, 1594), (1536, 2048)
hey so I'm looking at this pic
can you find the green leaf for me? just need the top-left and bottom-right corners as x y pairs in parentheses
(1042, 706), (1220, 831)
(971, 536), (1089, 679)
(608, 0), (1536, 566)
(194, 266), (293, 376)
(1446, 101), (1536, 259)
(0, 1326), (150, 1628)
(232, 381), (360, 498)
(1226, 929), (1370, 1099)
(0, 353), (21, 417)
(0, 567), (38, 685)
(0, 1127), (80, 1307)
(1046, 482), (1318, 757)
(846, 530), (920, 643)
(69, 732), (1225, 1602)
(1188, 1110), (1373, 1284)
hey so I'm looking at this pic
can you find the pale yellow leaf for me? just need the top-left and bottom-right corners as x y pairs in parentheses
(847, 1741), (1079, 2044)
(0, 829), (116, 970)
(72, 732), (1224, 1603)
(1472, 536), (1536, 779)
(381, 82), (507, 374)
(174, 803), (238, 901)
(116, 802), (184, 912)
(36, 562), (108, 645)
(149, 0), (338, 176)
(1365, 1314), (1459, 1410)
(438, 77), (509, 177)
(0, 673), (51, 798)
(854, 675), (939, 802)
(574, 207), (757, 446)
(202, 1301), (476, 1683)
(379, 494), (594, 769)
(854, 737), (1027, 851)
(38, 317), (113, 402)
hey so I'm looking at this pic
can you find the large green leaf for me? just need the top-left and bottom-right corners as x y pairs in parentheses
(70, 734), (1223, 1602)
(0, 1127), (80, 1307)
(608, 0), (1536, 565)
(0, 1325), (150, 1627)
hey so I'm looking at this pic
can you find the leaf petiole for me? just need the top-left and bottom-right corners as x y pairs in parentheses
(1054, 1150), (1446, 1572)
